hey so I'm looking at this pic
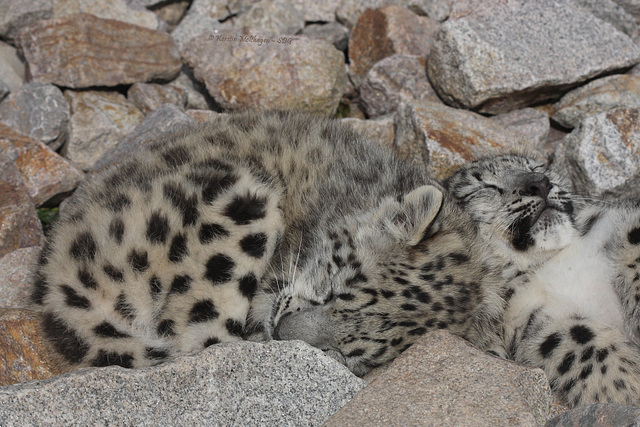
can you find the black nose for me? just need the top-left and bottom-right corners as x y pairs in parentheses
(520, 174), (551, 199)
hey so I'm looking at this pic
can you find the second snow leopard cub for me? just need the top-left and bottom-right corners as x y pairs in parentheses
(33, 111), (506, 376)
(445, 154), (640, 407)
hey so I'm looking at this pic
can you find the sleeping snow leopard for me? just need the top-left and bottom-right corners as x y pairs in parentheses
(32, 111), (506, 375)
(444, 153), (640, 407)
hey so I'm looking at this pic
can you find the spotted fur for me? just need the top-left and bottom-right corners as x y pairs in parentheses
(445, 154), (640, 407)
(34, 111), (506, 373)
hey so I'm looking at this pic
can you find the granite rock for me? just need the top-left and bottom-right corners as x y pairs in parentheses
(151, 0), (190, 32)
(300, 22), (349, 52)
(0, 0), (53, 42)
(552, 74), (640, 128)
(0, 82), (69, 150)
(0, 159), (44, 259)
(187, 0), (253, 21)
(289, 0), (340, 22)
(170, 10), (225, 52)
(93, 104), (195, 170)
(394, 100), (531, 178)
(0, 42), (25, 93)
(546, 403), (640, 427)
(559, 107), (640, 195)
(359, 54), (440, 117)
(234, 0), (304, 35)
(336, 0), (451, 29)
(326, 330), (552, 426)
(0, 247), (40, 309)
(186, 109), (226, 122)
(427, 0), (640, 114)
(575, 0), (639, 39)
(0, 81), (8, 102)
(51, 0), (162, 30)
(348, 5), (439, 88)
(0, 309), (60, 387)
(341, 115), (395, 150)
(183, 35), (346, 115)
(0, 124), (83, 206)
(127, 82), (187, 114)
(168, 67), (214, 110)
(65, 90), (144, 171)
(17, 13), (181, 88)
(0, 340), (365, 426)
(491, 108), (550, 147)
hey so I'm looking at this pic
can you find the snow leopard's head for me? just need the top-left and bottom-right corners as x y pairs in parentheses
(444, 154), (579, 269)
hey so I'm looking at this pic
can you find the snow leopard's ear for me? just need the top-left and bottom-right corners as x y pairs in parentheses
(376, 185), (443, 246)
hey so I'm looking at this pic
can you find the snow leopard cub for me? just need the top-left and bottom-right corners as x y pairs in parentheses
(33, 111), (506, 375)
(445, 154), (640, 407)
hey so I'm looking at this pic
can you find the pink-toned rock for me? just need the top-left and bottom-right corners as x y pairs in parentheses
(326, 330), (551, 426)
(185, 109), (227, 122)
(0, 308), (61, 386)
(17, 13), (181, 88)
(394, 100), (530, 178)
(65, 90), (143, 170)
(0, 247), (40, 309)
(348, 5), (439, 87)
(0, 124), (83, 206)
(359, 54), (440, 117)
(52, 0), (162, 30)
(340, 116), (395, 150)
(0, 157), (44, 259)
(183, 34), (346, 115)
(128, 83), (187, 114)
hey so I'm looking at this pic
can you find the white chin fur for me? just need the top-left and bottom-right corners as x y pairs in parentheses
(530, 213), (578, 253)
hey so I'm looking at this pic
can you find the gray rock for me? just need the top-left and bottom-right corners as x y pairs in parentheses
(0, 82), (69, 150)
(0, 340), (365, 426)
(336, 0), (450, 29)
(0, 42), (25, 93)
(51, 0), (162, 30)
(340, 115), (395, 150)
(300, 22), (349, 52)
(491, 108), (550, 147)
(427, 0), (640, 114)
(546, 403), (640, 427)
(559, 107), (640, 195)
(234, 0), (304, 35)
(0, 157), (44, 259)
(188, 0), (253, 21)
(170, 10), (225, 52)
(0, 247), (40, 309)
(552, 74), (640, 128)
(65, 90), (143, 170)
(613, 0), (640, 25)
(93, 104), (194, 170)
(359, 54), (440, 117)
(575, 0), (639, 38)
(0, 0), (53, 42)
(326, 330), (552, 426)
(0, 80), (8, 102)
(394, 100), (531, 179)
(127, 82), (187, 114)
(289, 0), (340, 22)
(151, 0), (190, 32)
(168, 67), (214, 110)
(183, 35), (346, 115)
(348, 5), (439, 88)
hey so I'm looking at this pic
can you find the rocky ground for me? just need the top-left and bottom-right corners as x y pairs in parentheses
(2, 0), (640, 425)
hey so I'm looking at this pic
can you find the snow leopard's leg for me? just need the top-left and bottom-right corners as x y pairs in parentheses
(610, 206), (640, 344)
(507, 309), (640, 407)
